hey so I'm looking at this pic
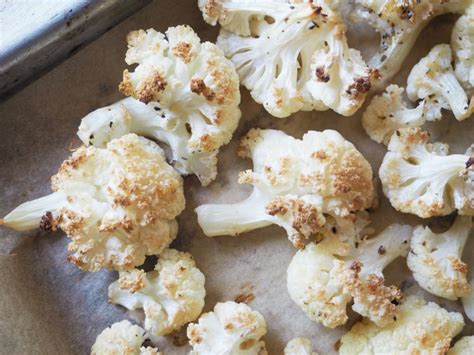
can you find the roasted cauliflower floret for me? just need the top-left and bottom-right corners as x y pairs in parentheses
(462, 278), (474, 321)
(407, 44), (472, 121)
(91, 320), (161, 355)
(2, 134), (185, 271)
(362, 84), (426, 145)
(287, 221), (412, 328)
(351, 0), (472, 86)
(407, 216), (472, 300)
(199, 0), (375, 118)
(284, 337), (318, 355)
(187, 301), (267, 355)
(339, 296), (465, 355)
(78, 25), (241, 186)
(379, 127), (474, 218)
(452, 5), (474, 92)
(448, 336), (474, 355)
(196, 128), (375, 248)
(108, 248), (206, 336)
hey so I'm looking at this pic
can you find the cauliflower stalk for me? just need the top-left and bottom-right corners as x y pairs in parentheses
(351, 0), (472, 86)
(91, 320), (161, 355)
(79, 25), (241, 186)
(187, 301), (267, 355)
(462, 278), (474, 321)
(199, 0), (376, 118)
(1, 134), (185, 272)
(448, 336), (474, 355)
(196, 128), (375, 248)
(287, 220), (412, 328)
(339, 296), (465, 355)
(362, 84), (425, 145)
(452, 5), (474, 92)
(379, 127), (474, 218)
(108, 248), (206, 336)
(284, 338), (318, 355)
(407, 44), (472, 121)
(407, 216), (472, 300)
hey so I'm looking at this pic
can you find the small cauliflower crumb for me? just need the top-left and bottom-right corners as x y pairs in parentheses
(379, 127), (474, 218)
(284, 337), (318, 355)
(187, 301), (267, 355)
(91, 320), (161, 355)
(407, 216), (472, 300)
(108, 248), (206, 336)
(196, 128), (375, 248)
(3, 134), (185, 271)
(339, 296), (465, 355)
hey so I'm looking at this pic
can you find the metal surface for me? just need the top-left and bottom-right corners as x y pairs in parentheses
(0, 0), (151, 98)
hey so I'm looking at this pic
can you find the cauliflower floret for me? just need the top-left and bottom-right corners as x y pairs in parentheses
(351, 0), (472, 87)
(379, 127), (474, 218)
(108, 248), (206, 336)
(78, 25), (241, 186)
(287, 220), (412, 328)
(448, 336), (474, 355)
(452, 5), (474, 92)
(196, 128), (375, 248)
(362, 85), (426, 145)
(462, 278), (474, 321)
(284, 337), (318, 355)
(199, 0), (376, 118)
(407, 44), (472, 121)
(91, 320), (161, 355)
(2, 134), (185, 271)
(187, 301), (267, 355)
(340, 296), (465, 355)
(407, 216), (472, 300)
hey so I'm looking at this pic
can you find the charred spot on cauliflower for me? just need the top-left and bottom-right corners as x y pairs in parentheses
(199, 0), (375, 117)
(108, 248), (206, 336)
(379, 127), (474, 218)
(78, 25), (241, 186)
(339, 296), (465, 355)
(187, 301), (267, 355)
(91, 320), (161, 355)
(2, 134), (185, 272)
(196, 129), (375, 248)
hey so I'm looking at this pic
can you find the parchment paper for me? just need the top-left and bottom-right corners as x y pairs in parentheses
(0, 1), (472, 354)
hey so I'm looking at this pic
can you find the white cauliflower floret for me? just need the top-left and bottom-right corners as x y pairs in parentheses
(91, 320), (161, 355)
(462, 278), (474, 321)
(287, 221), (412, 328)
(196, 128), (375, 248)
(362, 84), (425, 145)
(284, 337), (318, 355)
(78, 25), (241, 186)
(379, 127), (474, 218)
(339, 296), (465, 355)
(2, 134), (185, 271)
(452, 5), (474, 92)
(187, 301), (267, 355)
(199, 0), (376, 118)
(448, 336), (474, 355)
(407, 216), (472, 300)
(108, 249), (206, 336)
(351, 0), (472, 87)
(407, 44), (472, 121)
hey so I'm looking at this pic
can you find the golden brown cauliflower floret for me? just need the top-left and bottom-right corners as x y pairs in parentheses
(187, 301), (267, 355)
(379, 127), (474, 218)
(91, 320), (161, 355)
(407, 216), (472, 300)
(196, 128), (375, 248)
(339, 296), (465, 355)
(2, 134), (185, 272)
(108, 248), (206, 336)
(74, 24), (241, 186)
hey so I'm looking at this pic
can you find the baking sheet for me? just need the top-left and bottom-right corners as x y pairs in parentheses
(0, 1), (472, 354)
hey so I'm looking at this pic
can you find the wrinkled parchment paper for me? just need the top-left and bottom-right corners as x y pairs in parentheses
(0, 1), (472, 354)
